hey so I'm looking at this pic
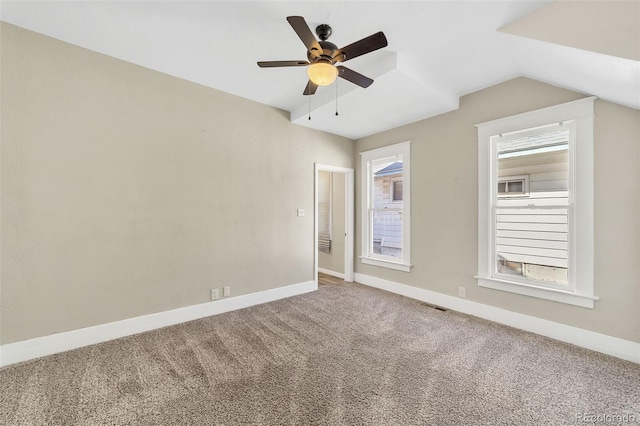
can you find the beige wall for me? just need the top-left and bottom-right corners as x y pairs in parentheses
(318, 172), (345, 275)
(355, 77), (640, 343)
(0, 23), (354, 344)
(2, 23), (637, 348)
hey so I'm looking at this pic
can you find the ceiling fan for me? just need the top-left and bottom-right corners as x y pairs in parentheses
(258, 16), (388, 95)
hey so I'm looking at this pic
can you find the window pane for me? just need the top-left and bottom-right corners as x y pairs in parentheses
(392, 181), (403, 201)
(497, 258), (523, 276)
(508, 180), (523, 193)
(372, 157), (403, 209)
(371, 210), (402, 259)
(495, 128), (570, 286)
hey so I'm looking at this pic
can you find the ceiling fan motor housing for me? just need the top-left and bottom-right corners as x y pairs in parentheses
(307, 40), (339, 63)
(304, 24), (339, 63)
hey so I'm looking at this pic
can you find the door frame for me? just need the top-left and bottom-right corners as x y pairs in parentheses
(314, 164), (354, 283)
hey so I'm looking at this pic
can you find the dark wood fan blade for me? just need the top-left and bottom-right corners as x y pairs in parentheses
(287, 16), (323, 58)
(257, 61), (310, 68)
(337, 66), (374, 88)
(303, 80), (318, 95)
(334, 31), (388, 62)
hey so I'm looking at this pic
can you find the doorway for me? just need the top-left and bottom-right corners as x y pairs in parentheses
(314, 164), (354, 283)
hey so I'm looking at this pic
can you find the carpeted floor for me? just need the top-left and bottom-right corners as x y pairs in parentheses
(1, 276), (638, 425)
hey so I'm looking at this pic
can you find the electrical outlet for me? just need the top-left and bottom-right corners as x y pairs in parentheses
(297, 209), (305, 217)
(223, 286), (231, 297)
(211, 289), (220, 301)
(458, 287), (466, 298)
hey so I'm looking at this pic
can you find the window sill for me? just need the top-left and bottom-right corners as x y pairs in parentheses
(360, 256), (412, 272)
(475, 276), (598, 309)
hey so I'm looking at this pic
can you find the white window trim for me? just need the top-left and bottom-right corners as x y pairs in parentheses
(360, 141), (412, 272)
(475, 97), (598, 308)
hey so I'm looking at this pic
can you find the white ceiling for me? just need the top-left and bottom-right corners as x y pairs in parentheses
(1, 1), (639, 140)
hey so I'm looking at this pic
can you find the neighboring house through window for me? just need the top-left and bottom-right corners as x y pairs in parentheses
(475, 97), (597, 308)
(360, 141), (411, 272)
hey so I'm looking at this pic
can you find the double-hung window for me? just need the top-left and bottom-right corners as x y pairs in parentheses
(475, 97), (598, 308)
(360, 141), (411, 272)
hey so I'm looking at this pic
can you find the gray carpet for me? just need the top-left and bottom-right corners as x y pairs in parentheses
(1, 277), (639, 425)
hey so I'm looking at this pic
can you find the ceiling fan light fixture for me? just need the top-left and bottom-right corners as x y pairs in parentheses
(307, 62), (338, 86)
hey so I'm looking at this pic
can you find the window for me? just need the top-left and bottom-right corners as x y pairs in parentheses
(497, 175), (529, 196)
(391, 179), (403, 202)
(475, 97), (597, 308)
(360, 141), (411, 272)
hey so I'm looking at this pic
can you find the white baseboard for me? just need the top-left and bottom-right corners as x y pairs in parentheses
(354, 273), (639, 364)
(0, 280), (317, 367)
(317, 267), (345, 279)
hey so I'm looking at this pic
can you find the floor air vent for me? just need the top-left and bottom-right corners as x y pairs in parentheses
(421, 302), (447, 312)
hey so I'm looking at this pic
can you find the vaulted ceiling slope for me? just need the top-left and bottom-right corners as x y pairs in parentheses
(1, 1), (638, 140)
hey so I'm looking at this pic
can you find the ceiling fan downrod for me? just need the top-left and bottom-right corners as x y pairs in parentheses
(315, 24), (332, 41)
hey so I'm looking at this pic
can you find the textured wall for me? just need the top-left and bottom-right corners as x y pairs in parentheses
(0, 23), (354, 344)
(355, 77), (640, 343)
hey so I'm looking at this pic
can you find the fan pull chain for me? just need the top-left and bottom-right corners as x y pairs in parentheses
(308, 93), (311, 120)
(335, 78), (339, 116)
